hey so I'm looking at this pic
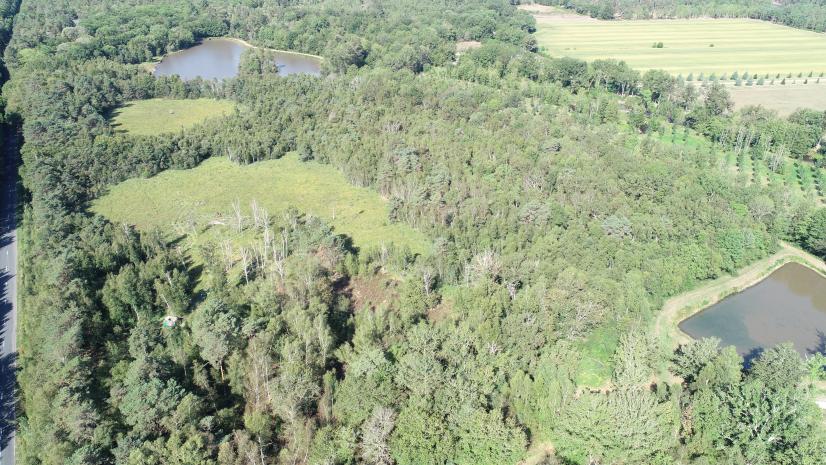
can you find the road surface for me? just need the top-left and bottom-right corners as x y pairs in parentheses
(0, 128), (18, 465)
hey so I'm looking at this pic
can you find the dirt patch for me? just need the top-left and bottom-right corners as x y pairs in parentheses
(655, 242), (826, 350)
(426, 299), (453, 323)
(349, 274), (400, 312)
(519, 3), (598, 24)
(516, 3), (556, 14)
(518, 442), (556, 465)
(456, 40), (482, 53)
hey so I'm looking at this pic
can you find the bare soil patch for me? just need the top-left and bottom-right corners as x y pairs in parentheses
(519, 3), (598, 24)
(456, 40), (481, 53)
(350, 274), (400, 312)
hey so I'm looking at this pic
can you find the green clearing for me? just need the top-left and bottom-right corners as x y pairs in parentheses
(576, 323), (619, 388)
(91, 155), (430, 255)
(109, 98), (236, 136)
(535, 17), (826, 76)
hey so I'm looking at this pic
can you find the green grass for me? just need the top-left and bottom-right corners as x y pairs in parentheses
(91, 155), (430, 255)
(109, 98), (236, 136)
(575, 324), (619, 388)
(535, 17), (826, 76)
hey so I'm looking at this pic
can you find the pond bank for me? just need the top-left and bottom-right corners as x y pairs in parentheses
(142, 37), (323, 74)
(655, 242), (826, 349)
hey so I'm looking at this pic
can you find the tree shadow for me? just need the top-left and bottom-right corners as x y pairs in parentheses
(743, 346), (765, 368)
(808, 330), (826, 356)
(104, 102), (135, 134)
(0, 269), (17, 451)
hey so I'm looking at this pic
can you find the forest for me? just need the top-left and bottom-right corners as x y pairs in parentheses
(536, 0), (826, 32)
(3, 0), (826, 465)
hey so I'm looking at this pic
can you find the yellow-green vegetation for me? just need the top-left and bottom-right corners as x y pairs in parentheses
(728, 83), (826, 115)
(535, 16), (826, 76)
(109, 98), (236, 136)
(91, 155), (430, 254)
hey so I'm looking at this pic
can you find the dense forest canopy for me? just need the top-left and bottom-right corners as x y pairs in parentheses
(4, 0), (826, 464)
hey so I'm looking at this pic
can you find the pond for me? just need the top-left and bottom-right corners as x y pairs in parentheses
(679, 262), (826, 360)
(153, 38), (322, 81)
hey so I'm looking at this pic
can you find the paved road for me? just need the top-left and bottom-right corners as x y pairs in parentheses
(0, 128), (18, 465)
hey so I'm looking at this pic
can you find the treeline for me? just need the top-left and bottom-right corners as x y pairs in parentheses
(6, 0), (536, 72)
(5, 0), (826, 465)
(533, 0), (826, 31)
(455, 41), (826, 163)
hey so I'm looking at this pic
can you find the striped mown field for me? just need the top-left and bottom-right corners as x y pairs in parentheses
(535, 17), (826, 76)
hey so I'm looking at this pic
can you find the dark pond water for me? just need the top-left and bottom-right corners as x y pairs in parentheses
(679, 262), (826, 359)
(153, 38), (321, 81)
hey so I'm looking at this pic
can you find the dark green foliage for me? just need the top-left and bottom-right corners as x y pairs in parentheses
(675, 339), (826, 464)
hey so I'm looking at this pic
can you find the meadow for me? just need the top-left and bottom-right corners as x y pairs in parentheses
(91, 155), (430, 255)
(109, 98), (236, 136)
(534, 15), (826, 76)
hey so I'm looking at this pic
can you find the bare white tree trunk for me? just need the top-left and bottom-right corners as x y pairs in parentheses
(232, 198), (244, 232)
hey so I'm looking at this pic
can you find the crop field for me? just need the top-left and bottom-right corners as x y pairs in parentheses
(91, 155), (430, 255)
(534, 16), (826, 76)
(109, 98), (236, 136)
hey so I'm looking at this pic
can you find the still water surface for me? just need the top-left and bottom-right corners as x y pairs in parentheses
(679, 262), (826, 358)
(153, 38), (321, 81)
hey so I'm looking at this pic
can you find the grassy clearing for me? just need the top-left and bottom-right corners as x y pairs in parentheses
(576, 323), (619, 388)
(91, 155), (430, 255)
(109, 98), (236, 136)
(535, 16), (826, 76)
(727, 83), (826, 115)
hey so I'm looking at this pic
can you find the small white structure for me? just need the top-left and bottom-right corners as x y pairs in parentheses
(162, 315), (180, 328)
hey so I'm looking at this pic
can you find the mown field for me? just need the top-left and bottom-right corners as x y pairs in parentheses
(728, 83), (826, 115)
(91, 155), (430, 255)
(535, 16), (826, 76)
(109, 98), (236, 135)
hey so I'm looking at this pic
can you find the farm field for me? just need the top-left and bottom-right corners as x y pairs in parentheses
(727, 83), (826, 115)
(534, 15), (826, 76)
(91, 155), (430, 255)
(109, 98), (236, 136)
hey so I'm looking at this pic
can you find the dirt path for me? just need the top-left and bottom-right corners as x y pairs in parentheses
(655, 242), (826, 350)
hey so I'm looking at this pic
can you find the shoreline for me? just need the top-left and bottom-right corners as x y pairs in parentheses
(655, 242), (826, 349)
(140, 36), (324, 74)
(217, 37), (324, 60)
